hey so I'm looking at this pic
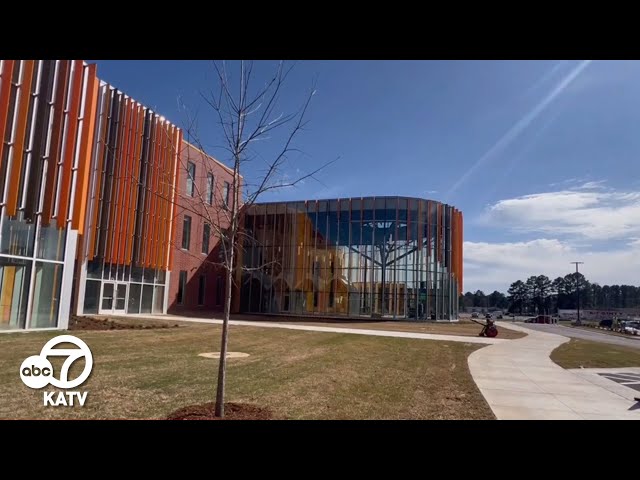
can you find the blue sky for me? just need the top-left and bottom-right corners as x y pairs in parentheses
(92, 60), (640, 293)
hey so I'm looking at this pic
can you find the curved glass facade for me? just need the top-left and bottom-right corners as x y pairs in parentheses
(239, 197), (463, 321)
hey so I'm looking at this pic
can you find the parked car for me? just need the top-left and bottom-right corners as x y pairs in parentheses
(471, 312), (479, 318)
(623, 322), (640, 336)
(598, 319), (613, 329)
(496, 314), (503, 319)
(534, 315), (552, 324)
(485, 313), (492, 320)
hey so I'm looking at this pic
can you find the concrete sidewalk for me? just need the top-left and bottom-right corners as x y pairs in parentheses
(468, 322), (640, 420)
(118, 314), (506, 345)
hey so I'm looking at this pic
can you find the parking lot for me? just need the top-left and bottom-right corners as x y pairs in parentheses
(599, 372), (640, 392)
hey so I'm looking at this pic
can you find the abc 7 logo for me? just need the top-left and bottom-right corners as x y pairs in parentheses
(20, 335), (93, 389)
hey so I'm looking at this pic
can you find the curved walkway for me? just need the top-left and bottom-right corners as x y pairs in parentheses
(121, 314), (506, 345)
(468, 322), (640, 420)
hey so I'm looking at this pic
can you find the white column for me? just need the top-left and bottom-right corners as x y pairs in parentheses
(163, 270), (170, 314)
(58, 230), (78, 329)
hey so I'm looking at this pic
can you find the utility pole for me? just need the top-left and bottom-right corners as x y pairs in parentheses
(570, 262), (584, 326)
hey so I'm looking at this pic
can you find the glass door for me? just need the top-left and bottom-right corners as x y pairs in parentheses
(101, 282), (114, 313)
(115, 283), (127, 313)
(101, 282), (128, 314)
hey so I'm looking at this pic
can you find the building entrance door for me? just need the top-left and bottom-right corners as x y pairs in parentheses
(100, 282), (127, 314)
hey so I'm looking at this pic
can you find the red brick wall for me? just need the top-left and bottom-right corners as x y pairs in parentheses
(168, 141), (239, 315)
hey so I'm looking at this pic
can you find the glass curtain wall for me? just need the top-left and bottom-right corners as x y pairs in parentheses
(239, 197), (461, 320)
(0, 59), (85, 331)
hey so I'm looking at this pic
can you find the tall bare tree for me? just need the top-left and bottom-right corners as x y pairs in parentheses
(175, 60), (334, 417)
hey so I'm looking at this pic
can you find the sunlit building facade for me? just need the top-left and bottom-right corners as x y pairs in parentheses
(1, 59), (464, 331)
(239, 197), (463, 320)
(0, 59), (183, 331)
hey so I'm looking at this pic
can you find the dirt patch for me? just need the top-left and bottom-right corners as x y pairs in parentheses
(68, 315), (179, 331)
(198, 352), (250, 359)
(167, 402), (273, 420)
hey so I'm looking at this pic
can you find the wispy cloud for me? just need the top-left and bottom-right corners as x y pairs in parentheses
(548, 177), (588, 188)
(522, 61), (568, 98)
(573, 180), (608, 190)
(464, 237), (640, 293)
(478, 184), (640, 240)
(446, 60), (593, 201)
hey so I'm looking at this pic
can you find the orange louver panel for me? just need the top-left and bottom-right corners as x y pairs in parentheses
(140, 117), (154, 267)
(105, 93), (126, 262)
(155, 124), (167, 268)
(160, 124), (177, 268)
(126, 105), (144, 265)
(148, 119), (162, 268)
(112, 97), (133, 264)
(438, 203), (443, 264)
(88, 85), (111, 260)
(459, 211), (463, 293)
(145, 117), (161, 267)
(426, 201), (431, 258)
(167, 129), (182, 270)
(155, 123), (170, 268)
(56, 59), (84, 229)
(0, 60), (15, 174)
(42, 60), (70, 226)
(159, 123), (173, 268)
(6, 60), (35, 216)
(72, 64), (99, 236)
(118, 100), (137, 266)
(155, 119), (169, 269)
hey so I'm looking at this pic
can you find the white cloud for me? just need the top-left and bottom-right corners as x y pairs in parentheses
(573, 180), (608, 190)
(466, 181), (640, 292)
(464, 238), (640, 293)
(480, 183), (640, 240)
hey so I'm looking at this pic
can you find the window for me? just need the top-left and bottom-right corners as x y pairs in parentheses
(186, 162), (196, 197)
(198, 275), (206, 306)
(182, 216), (191, 250)
(177, 271), (187, 305)
(207, 173), (214, 205)
(216, 275), (224, 306)
(223, 182), (230, 207)
(202, 224), (210, 254)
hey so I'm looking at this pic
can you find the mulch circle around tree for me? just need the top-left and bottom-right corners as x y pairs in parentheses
(68, 315), (180, 331)
(167, 402), (274, 420)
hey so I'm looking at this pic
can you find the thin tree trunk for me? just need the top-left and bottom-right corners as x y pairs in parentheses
(214, 261), (233, 417)
(214, 159), (240, 418)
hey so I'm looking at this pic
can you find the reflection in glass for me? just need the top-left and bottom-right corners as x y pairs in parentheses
(141, 284), (153, 313)
(37, 223), (66, 261)
(83, 280), (100, 314)
(30, 262), (63, 328)
(1, 214), (36, 257)
(102, 283), (114, 310)
(116, 284), (127, 310)
(87, 260), (102, 279)
(153, 286), (164, 313)
(128, 283), (142, 313)
(240, 197), (461, 320)
(0, 258), (31, 329)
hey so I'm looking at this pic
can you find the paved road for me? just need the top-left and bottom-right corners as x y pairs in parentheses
(469, 323), (640, 419)
(512, 322), (640, 350)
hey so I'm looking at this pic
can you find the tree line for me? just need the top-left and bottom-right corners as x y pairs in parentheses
(460, 273), (640, 315)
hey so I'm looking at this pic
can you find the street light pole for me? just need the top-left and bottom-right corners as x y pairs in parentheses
(570, 262), (584, 325)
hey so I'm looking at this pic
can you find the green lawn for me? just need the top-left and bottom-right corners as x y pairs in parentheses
(551, 338), (640, 369)
(0, 321), (494, 420)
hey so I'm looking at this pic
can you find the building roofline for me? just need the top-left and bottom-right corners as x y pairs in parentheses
(182, 140), (241, 178)
(252, 195), (459, 208)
